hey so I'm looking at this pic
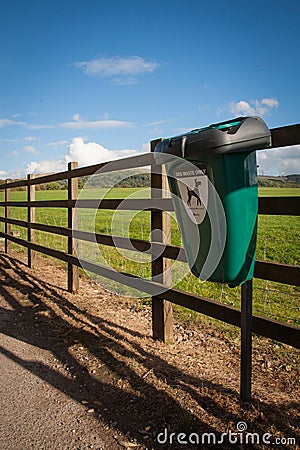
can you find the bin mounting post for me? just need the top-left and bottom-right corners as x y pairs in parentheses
(240, 279), (253, 404)
(151, 139), (173, 344)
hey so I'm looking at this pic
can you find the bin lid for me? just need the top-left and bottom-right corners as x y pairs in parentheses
(154, 116), (271, 157)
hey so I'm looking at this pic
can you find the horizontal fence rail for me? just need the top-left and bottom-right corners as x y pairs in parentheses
(270, 123), (300, 147)
(258, 196), (300, 215)
(1, 196), (299, 215)
(0, 198), (175, 211)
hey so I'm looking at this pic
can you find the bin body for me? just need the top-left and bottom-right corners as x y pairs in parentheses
(155, 116), (271, 287)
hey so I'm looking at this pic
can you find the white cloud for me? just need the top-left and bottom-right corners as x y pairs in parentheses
(257, 145), (300, 175)
(65, 137), (139, 166)
(0, 114), (131, 131)
(0, 170), (6, 177)
(260, 98), (279, 108)
(25, 136), (38, 141)
(146, 120), (170, 127)
(24, 145), (38, 154)
(25, 123), (53, 130)
(141, 143), (150, 153)
(73, 113), (81, 121)
(0, 118), (52, 129)
(25, 159), (66, 175)
(229, 97), (279, 116)
(61, 117), (133, 129)
(75, 55), (159, 84)
(4, 138), (141, 177)
(0, 119), (15, 127)
(0, 138), (19, 143)
(47, 140), (68, 147)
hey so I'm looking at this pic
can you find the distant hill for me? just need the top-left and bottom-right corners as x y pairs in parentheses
(258, 174), (300, 188)
(1, 172), (300, 190)
(0, 169), (152, 191)
(286, 174), (300, 183)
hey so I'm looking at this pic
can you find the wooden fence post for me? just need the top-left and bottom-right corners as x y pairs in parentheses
(151, 140), (173, 343)
(68, 161), (79, 293)
(5, 180), (11, 255)
(27, 174), (36, 268)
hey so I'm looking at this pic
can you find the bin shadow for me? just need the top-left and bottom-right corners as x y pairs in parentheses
(0, 252), (299, 448)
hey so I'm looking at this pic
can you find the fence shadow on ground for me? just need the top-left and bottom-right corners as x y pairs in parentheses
(0, 252), (299, 449)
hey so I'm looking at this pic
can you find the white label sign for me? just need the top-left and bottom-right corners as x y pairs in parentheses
(175, 164), (208, 224)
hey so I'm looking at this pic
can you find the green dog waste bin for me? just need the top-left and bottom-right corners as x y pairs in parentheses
(154, 116), (271, 287)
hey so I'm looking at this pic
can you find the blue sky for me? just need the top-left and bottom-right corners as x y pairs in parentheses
(0, 0), (299, 177)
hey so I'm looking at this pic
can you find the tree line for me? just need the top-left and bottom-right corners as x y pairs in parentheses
(1, 172), (299, 191)
(0, 172), (151, 191)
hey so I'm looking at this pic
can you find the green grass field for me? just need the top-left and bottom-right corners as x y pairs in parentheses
(0, 186), (299, 331)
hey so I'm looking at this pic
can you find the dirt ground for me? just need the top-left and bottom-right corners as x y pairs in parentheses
(0, 249), (299, 449)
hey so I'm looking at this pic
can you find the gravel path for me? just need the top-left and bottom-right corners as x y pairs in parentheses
(0, 332), (120, 450)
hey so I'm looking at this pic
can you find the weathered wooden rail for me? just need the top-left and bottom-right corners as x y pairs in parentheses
(0, 123), (299, 402)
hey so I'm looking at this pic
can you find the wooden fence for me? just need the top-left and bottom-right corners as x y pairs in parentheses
(0, 123), (299, 403)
